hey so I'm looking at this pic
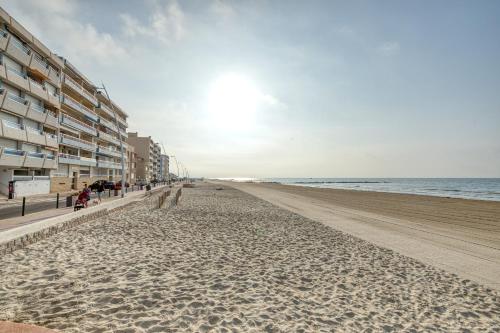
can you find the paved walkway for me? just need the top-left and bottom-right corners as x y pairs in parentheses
(0, 189), (147, 232)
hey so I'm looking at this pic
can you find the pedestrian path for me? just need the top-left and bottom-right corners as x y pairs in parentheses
(0, 189), (145, 232)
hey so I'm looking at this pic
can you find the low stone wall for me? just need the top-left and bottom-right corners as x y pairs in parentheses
(0, 209), (107, 256)
(0, 185), (182, 256)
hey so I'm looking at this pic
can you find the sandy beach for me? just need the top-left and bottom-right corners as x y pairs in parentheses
(224, 181), (500, 289)
(0, 183), (499, 332)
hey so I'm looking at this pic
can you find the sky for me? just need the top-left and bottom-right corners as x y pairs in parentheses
(1, 0), (499, 178)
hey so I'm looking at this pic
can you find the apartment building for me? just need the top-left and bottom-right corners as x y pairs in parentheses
(0, 8), (61, 196)
(0, 6), (130, 196)
(127, 132), (162, 182)
(125, 143), (137, 184)
(53, 59), (129, 192)
(159, 154), (170, 181)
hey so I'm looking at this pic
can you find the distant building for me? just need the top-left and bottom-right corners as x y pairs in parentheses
(127, 132), (162, 182)
(125, 144), (136, 184)
(159, 154), (169, 181)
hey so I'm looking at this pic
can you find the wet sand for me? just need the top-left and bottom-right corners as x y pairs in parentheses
(0, 183), (499, 332)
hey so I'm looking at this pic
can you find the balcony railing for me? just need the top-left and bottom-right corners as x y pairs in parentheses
(99, 116), (118, 132)
(6, 65), (27, 79)
(61, 93), (99, 122)
(3, 119), (23, 130)
(11, 38), (30, 56)
(59, 133), (96, 151)
(7, 91), (28, 105)
(58, 153), (97, 166)
(29, 102), (45, 114)
(97, 145), (121, 158)
(60, 113), (97, 136)
(97, 102), (114, 118)
(97, 131), (120, 145)
(3, 148), (24, 156)
(32, 53), (48, 69)
(63, 75), (98, 106)
(97, 160), (121, 169)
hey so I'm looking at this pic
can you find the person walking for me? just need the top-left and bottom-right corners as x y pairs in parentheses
(97, 181), (105, 203)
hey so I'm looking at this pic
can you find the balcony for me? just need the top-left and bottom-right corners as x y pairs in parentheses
(58, 153), (97, 167)
(48, 66), (61, 87)
(0, 148), (25, 167)
(61, 93), (98, 122)
(47, 92), (60, 108)
(1, 91), (29, 117)
(45, 133), (58, 148)
(1, 120), (27, 141)
(5, 65), (29, 91)
(43, 154), (57, 169)
(26, 103), (47, 123)
(59, 133), (96, 152)
(60, 113), (97, 136)
(97, 131), (120, 145)
(23, 152), (45, 168)
(97, 160), (121, 169)
(28, 53), (49, 78)
(97, 102), (114, 118)
(45, 112), (59, 129)
(99, 116), (118, 132)
(0, 29), (8, 52)
(5, 36), (31, 67)
(28, 78), (49, 101)
(96, 145), (121, 158)
(62, 74), (98, 106)
(26, 126), (46, 145)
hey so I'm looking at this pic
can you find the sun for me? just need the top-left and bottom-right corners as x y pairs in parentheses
(207, 73), (259, 128)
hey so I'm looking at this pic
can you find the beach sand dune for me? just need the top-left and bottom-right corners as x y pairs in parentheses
(0, 183), (499, 332)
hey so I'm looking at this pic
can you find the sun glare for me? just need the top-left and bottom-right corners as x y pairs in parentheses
(207, 73), (260, 128)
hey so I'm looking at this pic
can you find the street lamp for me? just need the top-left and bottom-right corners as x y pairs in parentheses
(97, 84), (125, 198)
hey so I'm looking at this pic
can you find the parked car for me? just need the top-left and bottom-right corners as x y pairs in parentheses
(89, 180), (108, 192)
(104, 181), (115, 190)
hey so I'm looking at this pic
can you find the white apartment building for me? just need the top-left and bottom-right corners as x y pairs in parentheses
(0, 7), (129, 197)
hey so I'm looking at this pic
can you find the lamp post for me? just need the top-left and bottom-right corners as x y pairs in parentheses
(97, 84), (125, 198)
(170, 155), (181, 183)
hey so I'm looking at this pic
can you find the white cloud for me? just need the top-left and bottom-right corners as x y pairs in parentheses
(0, 0), (128, 65)
(120, 0), (186, 45)
(377, 41), (400, 56)
(211, 0), (235, 18)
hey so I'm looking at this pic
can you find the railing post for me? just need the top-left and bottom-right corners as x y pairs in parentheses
(21, 197), (26, 216)
(56, 193), (59, 208)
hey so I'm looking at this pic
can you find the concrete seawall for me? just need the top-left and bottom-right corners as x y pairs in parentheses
(0, 185), (182, 255)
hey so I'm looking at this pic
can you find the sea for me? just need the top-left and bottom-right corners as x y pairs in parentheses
(218, 178), (500, 202)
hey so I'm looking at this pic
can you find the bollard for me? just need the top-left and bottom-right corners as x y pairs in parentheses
(109, 189), (111, 197)
(56, 193), (59, 209)
(21, 197), (26, 216)
(66, 196), (73, 207)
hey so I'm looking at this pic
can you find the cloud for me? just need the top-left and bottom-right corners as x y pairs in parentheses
(377, 41), (400, 56)
(210, 0), (235, 18)
(120, 0), (186, 45)
(0, 0), (128, 65)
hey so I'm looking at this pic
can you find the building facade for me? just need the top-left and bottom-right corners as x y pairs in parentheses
(127, 132), (164, 182)
(159, 154), (169, 181)
(0, 8), (61, 196)
(125, 143), (136, 185)
(0, 7), (129, 196)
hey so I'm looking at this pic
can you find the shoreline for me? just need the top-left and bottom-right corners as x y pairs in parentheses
(260, 181), (500, 203)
